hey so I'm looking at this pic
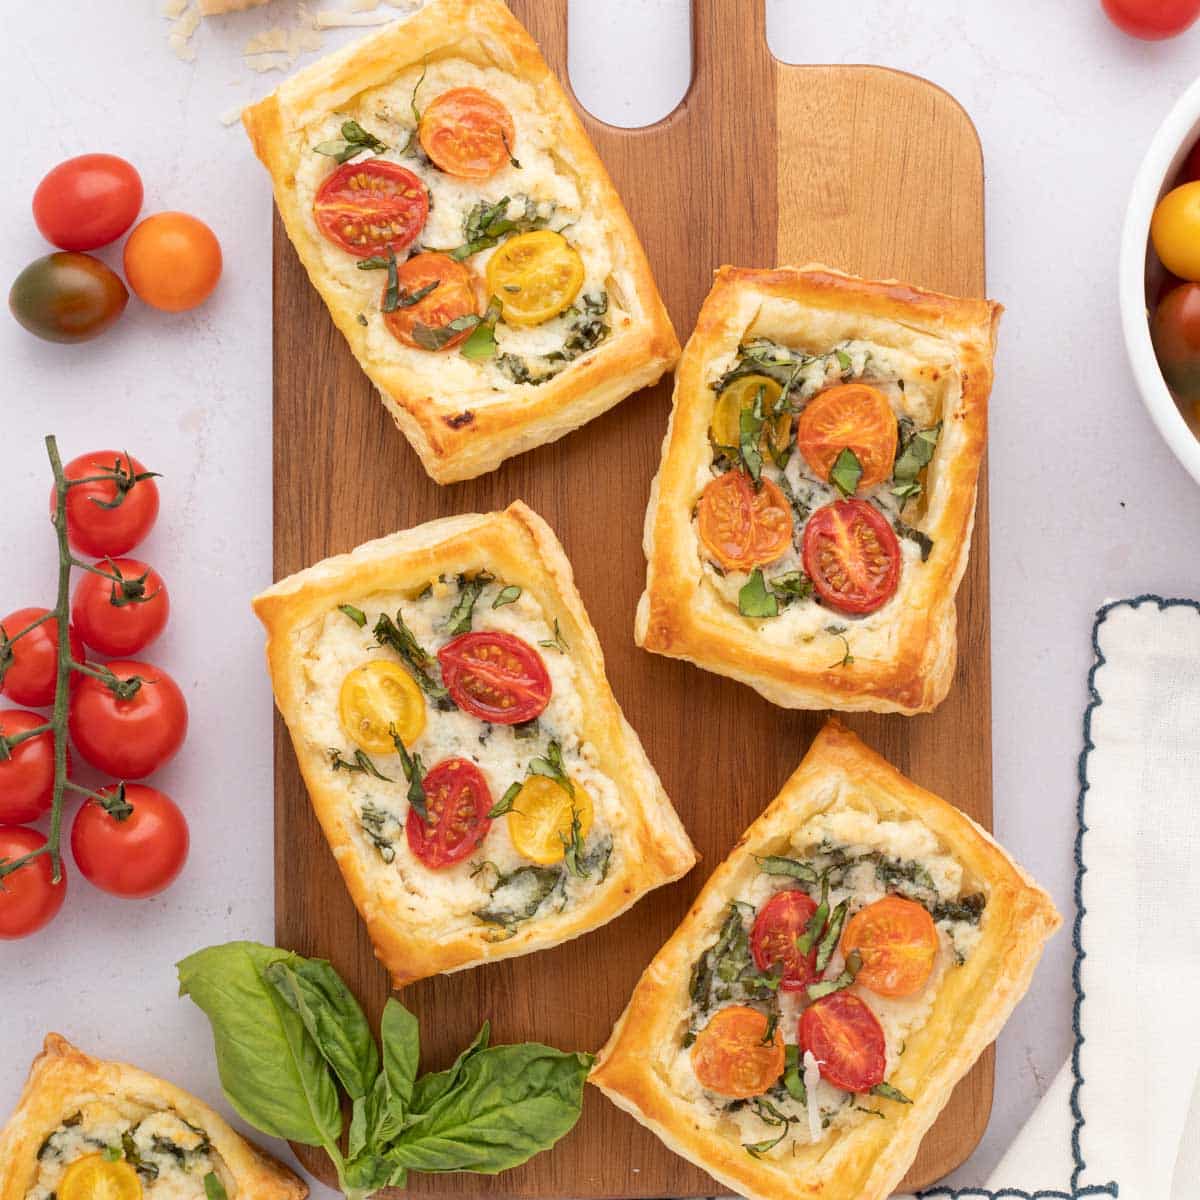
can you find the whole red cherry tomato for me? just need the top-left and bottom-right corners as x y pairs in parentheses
(0, 608), (84, 707)
(0, 826), (66, 939)
(0, 710), (65, 824)
(71, 559), (169, 657)
(55, 451), (160, 558)
(71, 785), (189, 899)
(1102, 0), (1200, 39)
(32, 154), (143, 251)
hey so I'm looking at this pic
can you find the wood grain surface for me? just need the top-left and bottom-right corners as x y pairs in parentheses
(271, 1), (993, 1193)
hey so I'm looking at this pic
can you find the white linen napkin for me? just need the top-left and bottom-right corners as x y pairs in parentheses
(919, 596), (1200, 1199)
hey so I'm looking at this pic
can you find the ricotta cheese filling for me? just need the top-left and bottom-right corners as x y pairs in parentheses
(29, 1102), (224, 1200)
(693, 336), (955, 649)
(297, 573), (621, 938)
(293, 56), (626, 401)
(669, 796), (987, 1156)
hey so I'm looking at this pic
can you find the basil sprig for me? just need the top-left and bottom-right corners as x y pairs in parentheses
(178, 943), (592, 1197)
(444, 572), (494, 636)
(892, 419), (941, 507)
(830, 446), (863, 497)
(314, 119), (388, 164)
(738, 569), (814, 618)
(373, 611), (452, 708)
(444, 195), (552, 261)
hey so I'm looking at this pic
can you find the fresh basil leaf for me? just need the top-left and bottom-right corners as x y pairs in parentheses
(893, 516), (934, 562)
(871, 1081), (912, 1104)
(445, 572), (493, 636)
(390, 727), (428, 823)
(386, 1043), (592, 1174)
(364, 1070), (404, 1148)
(930, 892), (987, 925)
(103, 1145), (122, 1161)
(795, 879), (830, 956)
(408, 1023), (490, 1114)
(835, 347), (853, 374)
(474, 866), (561, 928)
(492, 585), (521, 608)
(348, 1095), (370, 1160)
(537, 618), (568, 653)
(738, 568), (778, 618)
(488, 781), (522, 818)
(755, 855), (820, 883)
(177, 943), (342, 1147)
(815, 898), (849, 973)
(743, 1128), (788, 1159)
(313, 119), (388, 164)
(460, 297), (502, 362)
(339, 603), (367, 627)
(381, 998), (420, 1122)
(782, 1044), (806, 1104)
(264, 956), (379, 1100)
(806, 949), (862, 1001)
(830, 447), (863, 497)
(560, 805), (588, 879)
(893, 421), (941, 483)
(373, 611), (451, 706)
(769, 570), (813, 604)
(203, 1173), (228, 1200)
(528, 740), (573, 796)
(738, 385), (766, 485)
(330, 748), (391, 781)
(412, 315), (481, 350)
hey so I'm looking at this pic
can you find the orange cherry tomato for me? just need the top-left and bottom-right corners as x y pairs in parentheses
(382, 252), (483, 351)
(696, 471), (793, 572)
(123, 212), (222, 312)
(691, 1005), (785, 1099)
(841, 895), (939, 998)
(419, 87), (516, 180)
(796, 384), (898, 491)
(801, 499), (901, 616)
(799, 991), (886, 1093)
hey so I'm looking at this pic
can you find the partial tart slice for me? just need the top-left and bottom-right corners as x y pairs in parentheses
(254, 501), (696, 987)
(243, 0), (678, 483)
(590, 720), (1059, 1200)
(0, 1034), (305, 1200)
(638, 264), (1001, 713)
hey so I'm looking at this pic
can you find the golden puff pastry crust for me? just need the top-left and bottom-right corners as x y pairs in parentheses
(254, 501), (697, 988)
(243, 0), (679, 484)
(637, 264), (1001, 714)
(0, 1034), (305, 1200)
(589, 720), (1060, 1200)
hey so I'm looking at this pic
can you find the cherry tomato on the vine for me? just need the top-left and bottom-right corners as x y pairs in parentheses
(68, 660), (188, 779)
(0, 608), (84, 708)
(71, 559), (169, 658)
(0, 710), (65, 824)
(33, 154), (143, 251)
(0, 826), (66, 939)
(9, 253), (128, 344)
(123, 212), (222, 312)
(71, 785), (189, 899)
(1102, 0), (1200, 40)
(57, 450), (160, 558)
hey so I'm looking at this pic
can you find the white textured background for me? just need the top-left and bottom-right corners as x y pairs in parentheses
(1, 1), (1197, 1193)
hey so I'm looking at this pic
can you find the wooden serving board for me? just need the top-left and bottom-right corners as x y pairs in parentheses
(272, 1), (991, 1193)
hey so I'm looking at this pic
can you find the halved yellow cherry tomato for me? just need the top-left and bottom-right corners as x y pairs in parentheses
(339, 661), (426, 753)
(485, 231), (584, 326)
(507, 775), (593, 865)
(710, 375), (790, 453)
(59, 1155), (143, 1200)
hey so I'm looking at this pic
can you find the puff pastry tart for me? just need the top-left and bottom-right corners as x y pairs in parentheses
(590, 720), (1059, 1200)
(637, 264), (1001, 714)
(242, 0), (678, 483)
(0, 1034), (305, 1200)
(254, 501), (696, 987)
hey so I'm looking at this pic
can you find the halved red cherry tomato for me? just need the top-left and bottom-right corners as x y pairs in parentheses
(696, 471), (793, 572)
(313, 159), (429, 257)
(802, 499), (901, 616)
(691, 1005), (785, 1098)
(437, 631), (551, 725)
(405, 757), (492, 868)
(842, 895), (939, 998)
(0, 826), (66, 939)
(419, 87), (516, 180)
(799, 991), (886, 1093)
(382, 252), (482, 350)
(0, 608), (84, 708)
(796, 384), (898, 491)
(750, 889), (820, 992)
(56, 451), (160, 558)
(68, 660), (188, 779)
(0, 710), (65, 824)
(33, 154), (143, 251)
(71, 559), (169, 658)
(71, 784), (189, 899)
(1102, 0), (1200, 40)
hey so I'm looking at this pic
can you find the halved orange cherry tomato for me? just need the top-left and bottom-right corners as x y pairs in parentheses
(405, 757), (492, 868)
(507, 775), (594, 865)
(485, 231), (584, 326)
(691, 1005), (785, 1099)
(339, 661), (426, 753)
(419, 87), (516, 180)
(313, 159), (429, 258)
(841, 895), (939, 998)
(59, 1154), (142, 1200)
(750, 889), (820, 992)
(382, 252), (483, 351)
(710, 375), (791, 453)
(801, 499), (900, 616)
(437, 631), (551, 725)
(696, 470), (793, 572)
(796, 383), (898, 491)
(799, 991), (886, 1093)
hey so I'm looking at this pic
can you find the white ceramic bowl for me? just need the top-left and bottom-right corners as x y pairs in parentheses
(1121, 76), (1200, 484)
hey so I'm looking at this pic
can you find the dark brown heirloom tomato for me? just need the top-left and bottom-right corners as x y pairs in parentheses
(405, 757), (492, 869)
(1152, 282), (1200, 402)
(9, 253), (127, 343)
(312, 160), (429, 257)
